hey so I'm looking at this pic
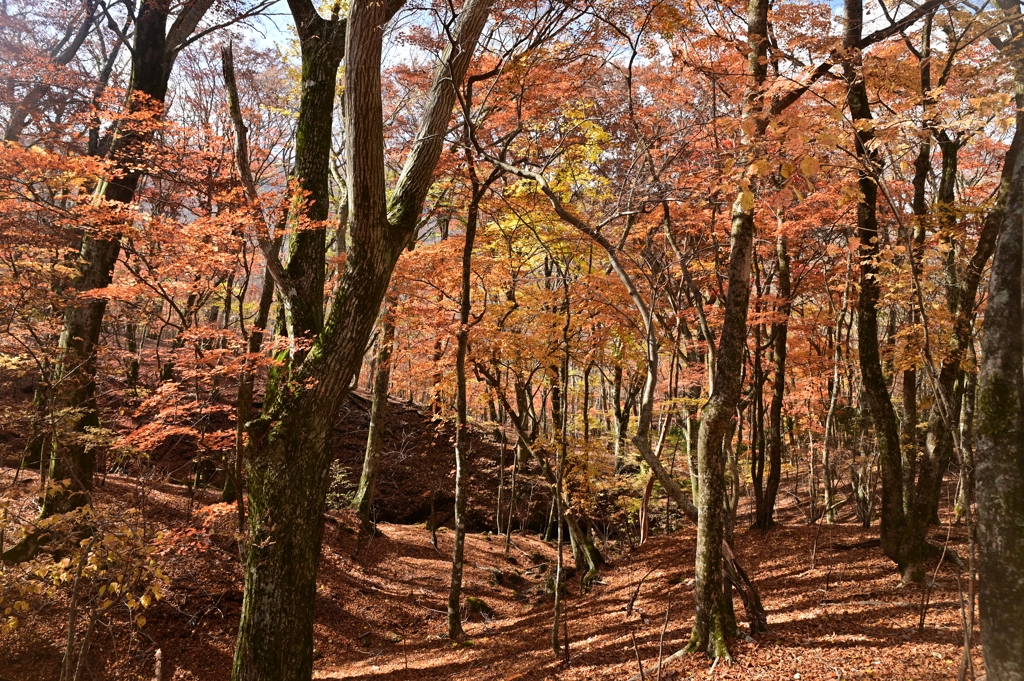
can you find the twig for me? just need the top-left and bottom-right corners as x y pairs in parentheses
(919, 487), (955, 631)
(657, 590), (673, 681)
(627, 564), (661, 617)
(957, 518), (978, 681)
(629, 648), (686, 681)
(402, 626), (409, 675)
(630, 632), (645, 681)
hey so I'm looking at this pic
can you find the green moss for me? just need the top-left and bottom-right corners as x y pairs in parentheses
(978, 377), (1017, 440)
(464, 597), (493, 621)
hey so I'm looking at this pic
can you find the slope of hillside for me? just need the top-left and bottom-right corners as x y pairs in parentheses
(0, 464), (977, 681)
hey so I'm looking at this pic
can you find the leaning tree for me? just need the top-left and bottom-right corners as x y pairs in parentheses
(229, 0), (494, 678)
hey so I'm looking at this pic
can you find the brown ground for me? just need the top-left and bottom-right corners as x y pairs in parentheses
(0, 462), (978, 681)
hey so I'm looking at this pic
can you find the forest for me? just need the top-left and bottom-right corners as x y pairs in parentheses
(1, 0), (1022, 678)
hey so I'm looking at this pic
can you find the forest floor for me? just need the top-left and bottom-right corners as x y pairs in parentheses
(0, 461), (978, 681)
(0, 378), (980, 681)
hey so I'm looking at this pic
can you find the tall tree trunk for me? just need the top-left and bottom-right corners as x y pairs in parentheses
(975, 34), (1024, 677)
(900, 100), (1021, 582)
(901, 16), (933, 518)
(221, 43), (278, 522)
(685, 193), (755, 659)
(751, 328), (766, 526)
(843, 0), (906, 562)
(232, 0), (493, 677)
(44, 0), (216, 518)
(758, 231), (789, 529)
(447, 166), (494, 639)
(683, 0), (768, 659)
(976, 155), (1024, 681)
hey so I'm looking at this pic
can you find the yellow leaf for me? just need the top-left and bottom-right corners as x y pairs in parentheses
(740, 190), (755, 211)
(800, 157), (820, 178)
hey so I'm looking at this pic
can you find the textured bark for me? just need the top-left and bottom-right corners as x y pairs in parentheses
(976, 169), (1024, 681)
(683, 0), (767, 658)
(685, 193), (753, 658)
(232, 0), (493, 677)
(843, 0), (906, 562)
(975, 45), (1024, 679)
(281, 0), (346, 339)
(755, 233), (788, 530)
(352, 308), (395, 529)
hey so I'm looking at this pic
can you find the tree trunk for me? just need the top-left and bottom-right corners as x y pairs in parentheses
(954, 366), (976, 522)
(823, 256), (852, 524)
(759, 232), (789, 530)
(899, 99), (1020, 582)
(751, 330), (766, 527)
(221, 43), (277, 521)
(352, 306), (396, 529)
(685, 198), (753, 657)
(478, 366), (602, 581)
(901, 17), (932, 517)
(975, 47), (1024, 679)
(613, 364), (628, 472)
(843, 0), (906, 562)
(232, 0), (493, 677)
(45, 0), (215, 518)
(683, 0), (767, 658)
(223, 269), (275, 511)
(447, 163), (491, 639)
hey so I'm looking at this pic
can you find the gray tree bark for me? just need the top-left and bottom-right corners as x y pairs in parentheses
(231, 0), (493, 677)
(352, 305), (395, 530)
(843, 0), (907, 564)
(975, 31), (1024, 678)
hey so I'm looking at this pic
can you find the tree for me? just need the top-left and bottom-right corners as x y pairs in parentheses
(843, 0), (906, 566)
(975, 1), (1024, 675)
(230, 0), (494, 677)
(45, 0), (246, 518)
